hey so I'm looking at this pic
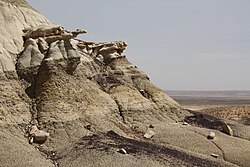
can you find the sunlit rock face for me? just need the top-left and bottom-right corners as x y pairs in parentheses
(0, 0), (50, 79)
(0, 0), (180, 148)
(14, 24), (181, 149)
(2, 1), (250, 167)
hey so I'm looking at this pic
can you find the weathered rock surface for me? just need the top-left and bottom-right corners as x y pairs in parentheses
(222, 122), (234, 136)
(0, 1), (250, 167)
(29, 125), (49, 144)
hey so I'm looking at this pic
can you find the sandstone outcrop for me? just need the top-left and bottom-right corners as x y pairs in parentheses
(0, 1), (250, 167)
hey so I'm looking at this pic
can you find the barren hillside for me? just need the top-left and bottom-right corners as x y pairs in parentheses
(0, 1), (250, 167)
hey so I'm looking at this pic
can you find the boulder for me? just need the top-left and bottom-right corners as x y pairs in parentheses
(207, 132), (216, 139)
(144, 129), (155, 139)
(222, 122), (233, 136)
(29, 125), (50, 144)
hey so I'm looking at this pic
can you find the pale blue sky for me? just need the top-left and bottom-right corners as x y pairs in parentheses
(28, 0), (250, 90)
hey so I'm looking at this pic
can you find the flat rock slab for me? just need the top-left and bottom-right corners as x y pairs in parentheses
(144, 129), (155, 139)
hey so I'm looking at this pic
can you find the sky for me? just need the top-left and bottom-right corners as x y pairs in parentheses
(28, 0), (250, 91)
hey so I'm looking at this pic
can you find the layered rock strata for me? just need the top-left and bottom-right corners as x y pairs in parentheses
(0, 0), (181, 151)
(0, 1), (250, 167)
(14, 25), (182, 149)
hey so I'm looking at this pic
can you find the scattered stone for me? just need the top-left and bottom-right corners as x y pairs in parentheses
(29, 125), (50, 144)
(144, 129), (155, 139)
(29, 136), (34, 144)
(211, 153), (219, 158)
(182, 122), (189, 126)
(207, 132), (216, 139)
(118, 148), (127, 154)
(222, 122), (233, 136)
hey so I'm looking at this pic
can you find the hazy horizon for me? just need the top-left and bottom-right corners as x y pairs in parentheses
(28, 0), (250, 91)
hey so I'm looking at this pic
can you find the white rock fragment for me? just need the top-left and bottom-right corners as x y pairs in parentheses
(211, 153), (219, 158)
(222, 122), (233, 136)
(207, 132), (216, 139)
(182, 122), (189, 126)
(29, 136), (34, 144)
(118, 148), (127, 154)
(144, 129), (155, 139)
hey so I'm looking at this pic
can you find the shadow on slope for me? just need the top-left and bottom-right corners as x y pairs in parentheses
(48, 130), (235, 167)
(184, 110), (224, 130)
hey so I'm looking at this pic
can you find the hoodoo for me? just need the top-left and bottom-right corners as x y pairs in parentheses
(0, 1), (250, 167)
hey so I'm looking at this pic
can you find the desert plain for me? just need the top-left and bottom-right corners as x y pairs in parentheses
(168, 90), (250, 125)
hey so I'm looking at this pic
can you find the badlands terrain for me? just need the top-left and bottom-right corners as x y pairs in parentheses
(0, 0), (249, 167)
(168, 91), (250, 123)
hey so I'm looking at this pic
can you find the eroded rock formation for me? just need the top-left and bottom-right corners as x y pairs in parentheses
(14, 24), (182, 150)
(0, 1), (250, 167)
